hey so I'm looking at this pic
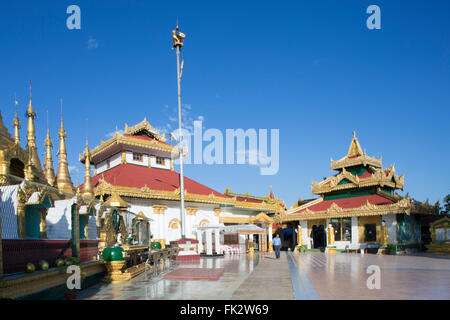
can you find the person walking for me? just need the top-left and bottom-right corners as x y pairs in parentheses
(273, 234), (281, 259)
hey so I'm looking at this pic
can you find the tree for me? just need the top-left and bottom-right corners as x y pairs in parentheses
(442, 194), (450, 214)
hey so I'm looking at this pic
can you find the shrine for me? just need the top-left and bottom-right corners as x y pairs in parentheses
(276, 132), (437, 254)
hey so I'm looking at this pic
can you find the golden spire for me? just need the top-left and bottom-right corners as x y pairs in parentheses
(81, 139), (94, 199)
(13, 93), (20, 145)
(347, 130), (363, 158)
(56, 99), (74, 195)
(25, 81), (43, 171)
(43, 111), (56, 186)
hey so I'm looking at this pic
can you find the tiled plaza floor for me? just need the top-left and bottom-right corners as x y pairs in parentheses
(76, 251), (450, 300)
(76, 254), (262, 300)
(287, 251), (450, 300)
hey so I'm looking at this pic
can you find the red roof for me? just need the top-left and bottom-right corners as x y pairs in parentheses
(293, 194), (394, 214)
(90, 164), (228, 198)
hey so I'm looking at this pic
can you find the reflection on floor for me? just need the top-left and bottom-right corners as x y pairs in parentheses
(77, 253), (262, 300)
(288, 252), (450, 300)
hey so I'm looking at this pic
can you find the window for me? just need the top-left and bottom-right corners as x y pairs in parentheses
(364, 224), (377, 242)
(133, 152), (143, 162)
(156, 156), (165, 165)
(330, 217), (352, 242)
(224, 234), (239, 244)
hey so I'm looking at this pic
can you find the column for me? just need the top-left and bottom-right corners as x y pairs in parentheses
(17, 203), (26, 238)
(351, 216), (359, 245)
(39, 208), (48, 239)
(214, 228), (220, 254)
(297, 225), (302, 246)
(268, 224), (273, 253)
(248, 234), (254, 253)
(206, 229), (213, 255)
(197, 229), (203, 254)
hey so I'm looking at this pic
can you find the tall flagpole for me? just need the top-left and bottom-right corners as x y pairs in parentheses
(172, 23), (186, 239)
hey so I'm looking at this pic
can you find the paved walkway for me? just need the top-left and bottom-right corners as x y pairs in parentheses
(231, 252), (294, 300)
(288, 251), (450, 299)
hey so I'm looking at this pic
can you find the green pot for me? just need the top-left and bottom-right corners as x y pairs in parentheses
(151, 242), (161, 250)
(103, 247), (124, 261)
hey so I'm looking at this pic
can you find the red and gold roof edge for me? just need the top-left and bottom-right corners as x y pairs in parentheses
(83, 131), (175, 163)
(95, 179), (281, 213)
(276, 196), (411, 222)
(312, 164), (404, 195)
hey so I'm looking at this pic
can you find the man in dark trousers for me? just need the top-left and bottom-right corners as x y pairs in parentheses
(273, 234), (282, 259)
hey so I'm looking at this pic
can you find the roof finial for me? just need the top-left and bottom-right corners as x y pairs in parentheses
(13, 93), (21, 145)
(44, 109), (56, 186)
(56, 98), (74, 196)
(353, 130), (356, 139)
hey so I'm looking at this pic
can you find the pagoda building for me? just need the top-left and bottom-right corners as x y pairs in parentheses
(81, 118), (284, 250)
(277, 132), (422, 252)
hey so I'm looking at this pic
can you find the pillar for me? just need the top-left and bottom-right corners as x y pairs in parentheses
(197, 229), (203, 254)
(297, 225), (302, 246)
(71, 204), (80, 258)
(39, 208), (48, 239)
(248, 234), (254, 253)
(214, 228), (220, 254)
(17, 203), (26, 238)
(206, 229), (213, 255)
(268, 224), (273, 253)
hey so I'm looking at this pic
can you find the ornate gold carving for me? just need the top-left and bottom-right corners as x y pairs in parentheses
(312, 164), (404, 195)
(282, 197), (411, 222)
(80, 141), (94, 199)
(152, 205), (167, 214)
(43, 128), (56, 187)
(186, 207), (198, 216)
(168, 218), (181, 229)
(55, 111), (74, 195)
(213, 208), (221, 217)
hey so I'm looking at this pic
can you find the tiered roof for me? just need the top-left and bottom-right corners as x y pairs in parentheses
(278, 132), (411, 222)
(81, 119), (282, 214)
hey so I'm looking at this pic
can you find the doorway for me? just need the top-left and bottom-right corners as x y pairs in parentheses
(311, 225), (326, 248)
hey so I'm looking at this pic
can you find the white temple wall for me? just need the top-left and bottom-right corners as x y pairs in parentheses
(126, 150), (150, 167)
(0, 185), (19, 239)
(96, 152), (121, 174)
(127, 198), (220, 245)
(351, 216), (359, 245)
(150, 155), (171, 170)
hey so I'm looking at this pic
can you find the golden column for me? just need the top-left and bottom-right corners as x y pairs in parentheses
(268, 223), (274, 253)
(43, 125), (56, 187)
(25, 82), (43, 173)
(80, 140), (94, 199)
(39, 208), (48, 239)
(55, 102), (74, 195)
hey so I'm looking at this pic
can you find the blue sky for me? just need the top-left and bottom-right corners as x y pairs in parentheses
(0, 0), (449, 207)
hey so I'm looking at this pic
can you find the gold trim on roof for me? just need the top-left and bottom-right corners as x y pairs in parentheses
(95, 179), (279, 212)
(312, 164), (404, 194)
(331, 132), (382, 170)
(277, 197), (411, 222)
(85, 131), (174, 163)
(124, 118), (166, 142)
